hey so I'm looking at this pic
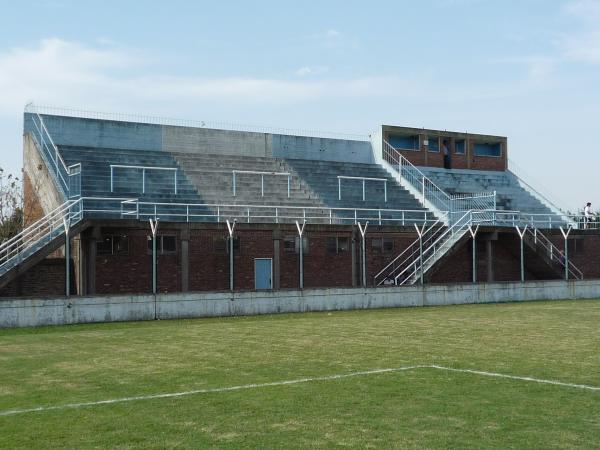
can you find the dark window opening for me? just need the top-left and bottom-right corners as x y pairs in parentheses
(371, 237), (394, 254)
(327, 236), (349, 254)
(147, 235), (178, 255)
(97, 235), (129, 256)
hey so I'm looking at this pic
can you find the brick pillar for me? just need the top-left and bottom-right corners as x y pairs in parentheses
(85, 226), (101, 295)
(180, 226), (189, 292)
(486, 240), (494, 282)
(273, 228), (281, 290)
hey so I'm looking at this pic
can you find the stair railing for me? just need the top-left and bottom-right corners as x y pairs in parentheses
(394, 210), (473, 285)
(27, 112), (81, 198)
(382, 140), (495, 222)
(0, 199), (83, 276)
(523, 227), (583, 280)
(374, 213), (448, 286)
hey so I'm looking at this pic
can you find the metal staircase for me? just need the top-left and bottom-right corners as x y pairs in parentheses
(375, 211), (583, 286)
(374, 211), (473, 285)
(379, 140), (496, 224)
(522, 227), (583, 280)
(0, 199), (84, 288)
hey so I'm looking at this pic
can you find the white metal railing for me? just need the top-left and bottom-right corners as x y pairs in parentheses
(25, 103), (370, 142)
(376, 210), (473, 286)
(374, 212), (449, 285)
(27, 112), (81, 198)
(508, 159), (572, 216)
(110, 165), (178, 194)
(232, 170), (291, 198)
(471, 210), (572, 229)
(0, 199), (83, 276)
(382, 140), (496, 220)
(338, 176), (387, 202)
(119, 199), (435, 226)
(523, 227), (583, 280)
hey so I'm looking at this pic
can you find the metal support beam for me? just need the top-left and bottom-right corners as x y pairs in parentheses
(357, 222), (368, 287)
(296, 220), (306, 289)
(515, 225), (527, 282)
(226, 219), (237, 291)
(414, 223), (427, 285)
(468, 225), (480, 283)
(62, 217), (71, 297)
(149, 219), (159, 294)
(560, 225), (573, 281)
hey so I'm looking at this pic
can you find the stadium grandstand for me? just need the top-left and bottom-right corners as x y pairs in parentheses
(0, 104), (597, 297)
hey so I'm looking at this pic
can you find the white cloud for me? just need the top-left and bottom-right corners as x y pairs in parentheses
(295, 66), (330, 77)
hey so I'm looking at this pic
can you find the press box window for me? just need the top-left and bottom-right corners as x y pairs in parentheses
(97, 235), (129, 256)
(371, 237), (394, 254)
(427, 137), (440, 152)
(473, 142), (501, 157)
(327, 236), (349, 254)
(284, 236), (309, 254)
(454, 140), (465, 154)
(147, 235), (177, 255)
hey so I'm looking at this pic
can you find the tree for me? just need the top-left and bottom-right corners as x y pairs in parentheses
(0, 168), (25, 243)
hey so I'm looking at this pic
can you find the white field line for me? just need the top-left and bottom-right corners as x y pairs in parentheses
(0, 364), (598, 418)
(0, 365), (427, 417)
(430, 365), (600, 392)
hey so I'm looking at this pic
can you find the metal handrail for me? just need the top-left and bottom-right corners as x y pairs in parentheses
(27, 113), (82, 198)
(337, 176), (388, 202)
(110, 164), (178, 194)
(508, 159), (571, 215)
(382, 140), (496, 219)
(232, 170), (291, 197)
(373, 212), (449, 285)
(0, 199), (82, 274)
(523, 227), (583, 280)
(394, 210), (473, 285)
(120, 199), (436, 226)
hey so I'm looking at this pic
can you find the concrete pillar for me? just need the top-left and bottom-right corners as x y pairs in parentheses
(486, 240), (494, 282)
(180, 227), (189, 292)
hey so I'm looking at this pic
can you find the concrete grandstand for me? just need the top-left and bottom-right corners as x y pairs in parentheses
(0, 104), (596, 297)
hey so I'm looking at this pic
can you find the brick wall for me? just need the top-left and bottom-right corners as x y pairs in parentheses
(0, 258), (74, 297)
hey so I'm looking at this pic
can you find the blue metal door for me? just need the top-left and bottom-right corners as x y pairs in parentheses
(254, 258), (272, 290)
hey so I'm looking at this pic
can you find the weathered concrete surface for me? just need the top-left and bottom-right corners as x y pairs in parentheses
(2, 279), (599, 328)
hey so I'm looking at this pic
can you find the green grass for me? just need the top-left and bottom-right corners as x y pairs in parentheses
(1, 300), (600, 449)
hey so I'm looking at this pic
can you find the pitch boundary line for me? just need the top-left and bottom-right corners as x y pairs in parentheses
(1, 364), (598, 417)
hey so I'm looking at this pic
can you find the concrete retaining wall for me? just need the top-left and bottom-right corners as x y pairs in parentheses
(2, 279), (599, 328)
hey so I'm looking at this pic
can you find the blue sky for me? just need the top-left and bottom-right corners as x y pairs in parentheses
(1, 0), (599, 209)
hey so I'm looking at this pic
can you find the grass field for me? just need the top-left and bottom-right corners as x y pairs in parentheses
(1, 300), (600, 449)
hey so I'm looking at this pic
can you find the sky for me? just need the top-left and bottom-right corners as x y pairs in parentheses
(0, 0), (599, 210)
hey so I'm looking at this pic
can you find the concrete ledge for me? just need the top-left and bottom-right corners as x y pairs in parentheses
(2, 279), (600, 328)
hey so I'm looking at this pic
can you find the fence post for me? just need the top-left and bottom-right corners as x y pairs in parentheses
(232, 171), (236, 197)
(338, 178), (341, 200)
(422, 177), (425, 203)
(142, 168), (146, 194)
(287, 175), (290, 198)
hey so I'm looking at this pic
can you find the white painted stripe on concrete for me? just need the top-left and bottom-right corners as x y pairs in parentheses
(430, 365), (600, 392)
(0, 365), (427, 417)
(1, 364), (598, 417)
